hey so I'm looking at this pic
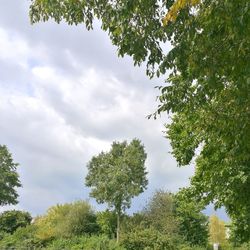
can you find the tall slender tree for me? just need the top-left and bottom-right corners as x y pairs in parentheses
(85, 139), (148, 242)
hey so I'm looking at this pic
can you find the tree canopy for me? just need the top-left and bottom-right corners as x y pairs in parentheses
(85, 139), (147, 241)
(121, 189), (209, 247)
(209, 215), (227, 247)
(0, 210), (32, 235)
(29, 0), (250, 241)
(0, 145), (21, 206)
(143, 190), (178, 236)
(174, 188), (208, 247)
(34, 200), (98, 240)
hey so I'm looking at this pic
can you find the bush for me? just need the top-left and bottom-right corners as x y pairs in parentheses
(97, 210), (117, 239)
(64, 201), (99, 236)
(0, 224), (44, 249)
(121, 227), (175, 250)
(234, 242), (250, 250)
(45, 235), (124, 250)
(34, 200), (99, 241)
(178, 244), (206, 250)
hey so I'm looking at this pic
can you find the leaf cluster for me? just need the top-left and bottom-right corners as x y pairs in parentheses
(0, 145), (21, 206)
(0, 210), (32, 235)
(34, 200), (99, 240)
(85, 139), (148, 213)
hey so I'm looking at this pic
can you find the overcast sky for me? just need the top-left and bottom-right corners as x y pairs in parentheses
(0, 1), (227, 220)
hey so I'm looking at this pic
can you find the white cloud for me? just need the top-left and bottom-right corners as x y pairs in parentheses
(0, 28), (29, 68)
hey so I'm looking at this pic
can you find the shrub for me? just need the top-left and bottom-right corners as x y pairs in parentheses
(0, 224), (43, 249)
(45, 235), (124, 250)
(177, 244), (207, 250)
(97, 210), (117, 239)
(34, 200), (99, 241)
(63, 201), (99, 236)
(234, 242), (250, 250)
(121, 227), (175, 250)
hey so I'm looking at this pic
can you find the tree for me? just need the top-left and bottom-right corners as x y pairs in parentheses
(64, 201), (99, 236)
(143, 190), (178, 236)
(29, 0), (250, 240)
(0, 145), (21, 206)
(174, 188), (209, 247)
(34, 200), (98, 240)
(142, 189), (208, 247)
(229, 211), (250, 245)
(85, 139), (148, 242)
(0, 210), (32, 235)
(209, 215), (227, 247)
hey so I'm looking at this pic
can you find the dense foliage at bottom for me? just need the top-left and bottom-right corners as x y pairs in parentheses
(0, 195), (249, 250)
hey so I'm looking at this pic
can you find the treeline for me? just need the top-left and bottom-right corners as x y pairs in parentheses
(0, 191), (249, 250)
(0, 190), (206, 250)
(1, 142), (249, 249)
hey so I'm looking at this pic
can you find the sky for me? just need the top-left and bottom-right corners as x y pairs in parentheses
(0, 1), (227, 220)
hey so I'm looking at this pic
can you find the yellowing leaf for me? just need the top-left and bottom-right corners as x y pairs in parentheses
(163, 0), (200, 25)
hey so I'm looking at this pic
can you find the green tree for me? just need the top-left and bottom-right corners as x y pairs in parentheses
(96, 210), (117, 239)
(120, 212), (149, 236)
(29, 0), (250, 241)
(229, 211), (250, 245)
(143, 190), (178, 236)
(0, 210), (32, 235)
(0, 145), (21, 206)
(85, 139), (148, 242)
(34, 200), (98, 240)
(34, 203), (71, 241)
(174, 188), (209, 247)
(63, 201), (99, 236)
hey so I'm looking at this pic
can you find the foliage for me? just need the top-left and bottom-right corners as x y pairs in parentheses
(0, 210), (32, 235)
(157, 1), (250, 243)
(163, 0), (200, 25)
(140, 189), (209, 247)
(29, 0), (250, 242)
(0, 145), (21, 206)
(34, 200), (98, 241)
(120, 212), (149, 235)
(0, 195), (211, 249)
(121, 227), (175, 250)
(0, 224), (43, 250)
(34, 203), (70, 241)
(63, 200), (99, 236)
(234, 242), (250, 250)
(0, 231), (124, 250)
(174, 188), (209, 247)
(85, 139), (148, 241)
(96, 210), (117, 239)
(121, 189), (208, 247)
(229, 211), (250, 245)
(209, 215), (227, 247)
(177, 245), (206, 250)
(45, 235), (124, 250)
(143, 190), (179, 236)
